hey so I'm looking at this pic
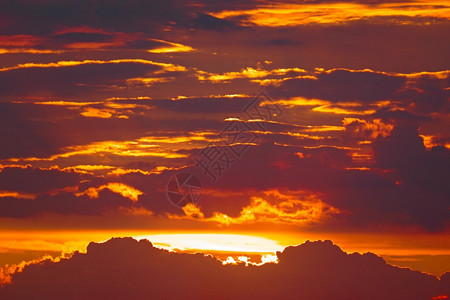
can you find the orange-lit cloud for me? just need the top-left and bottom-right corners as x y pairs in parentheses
(7, 135), (194, 162)
(170, 190), (341, 226)
(197, 66), (306, 82)
(312, 105), (376, 115)
(0, 191), (36, 200)
(78, 182), (143, 202)
(0, 48), (62, 54)
(0, 35), (43, 47)
(211, 1), (450, 27)
(147, 39), (194, 53)
(33, 101), (101, 106)
(80, 107), (114, 119)
(343, 118), (394, 139)
(125, 77), (176, 87)
(0, 255), (61, 286)
(0, 59), (187, 72)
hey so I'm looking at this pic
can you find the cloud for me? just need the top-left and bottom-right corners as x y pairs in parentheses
(372, 121), (450, 230)
(0, 59), (186, 100)
(178, 137), (449, 231)
(0, 166), (81, 194)
(0, 188), (140, 218)
(0, 237), (447, 299)
(342, 117), (394, 140)
(77, 182), (143, 202)
(0, 29), (195, 53)
(210, 1), (450, 27)
(169, 189), (341, 226)
(0, 0), (246, 36)
(267, 68), (406, 103)
(191, 13), (241, 31)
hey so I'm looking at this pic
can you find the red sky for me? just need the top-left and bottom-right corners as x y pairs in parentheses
(0, 0), (449, 298)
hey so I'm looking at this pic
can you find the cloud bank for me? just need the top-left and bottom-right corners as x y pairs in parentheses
(1, 238), (448, 299)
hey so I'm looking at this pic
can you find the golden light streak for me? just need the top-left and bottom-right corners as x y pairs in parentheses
(345, 167), (371, 171)
(168, 94), (251, 101)
(197, 67), (306, 82)
(0, 59), (187, 72)
(0, 191), (36, 200)
(8, 136), (192, 162)
(77, 182), (143, 202)
(147, 40), (194, 53)
(321, 68), (450, 81)
(211, 1), (450, 27)
(0, 48), (62, 54)
(269, 97), (328, 107)
(103, 183), (143, 202)
(202, 66), (449, 90)
(62, 165), (115, 174)
(106, 96), (152, 101)
(312, 105), (376, 115)
(0, 164), (32, 170)
(252, 75), (317, 86)
(282, 132), (326, 140)
(302, 145), (357, 151)
(34, 101), (101, 106)
(126, 77), (175, 86)
(302, 125), (345, 132)
(104, 102), (148, 109)
(80, 107), (114, 118)
(108, 168), (151, 176)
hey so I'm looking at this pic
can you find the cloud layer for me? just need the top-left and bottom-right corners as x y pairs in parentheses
(1, 238), (448, 299)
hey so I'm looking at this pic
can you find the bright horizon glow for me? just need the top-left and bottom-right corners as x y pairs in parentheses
(133, 233), (284, 253)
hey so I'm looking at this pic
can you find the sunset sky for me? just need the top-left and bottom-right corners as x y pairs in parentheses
(0, 0), (449, 298)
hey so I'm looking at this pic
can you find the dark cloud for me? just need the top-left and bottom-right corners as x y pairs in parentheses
(149, 96), (253, 114)
(264, 38), (303, 46)
(0, 238), (446, 299)
(0, 0), (184, 35)
(187, 22), (450, 73)
(0, 188), (137, 218)
(0, 0), (247, 36)
(372, 122), (450, 230)
(0, 167), (81, 194)
(184, 138), (449, 230)
(267, 69), (406, 103)
(398, 74), (450, 114)
(0, 61), (168, 100)
(0, 31), (190, 52)
(191, 13), (241, 31)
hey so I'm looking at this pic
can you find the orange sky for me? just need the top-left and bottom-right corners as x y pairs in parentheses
(0, 0), (449, 297)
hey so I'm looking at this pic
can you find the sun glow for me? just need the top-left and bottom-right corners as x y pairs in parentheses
(133, 233), (284, 253)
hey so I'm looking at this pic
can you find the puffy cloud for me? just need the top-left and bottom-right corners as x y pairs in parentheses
(0, 237), (447, 299)
(372, 122), (450, 230)
(342, 118), (394, 140)
(169, 189), (341, 226)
